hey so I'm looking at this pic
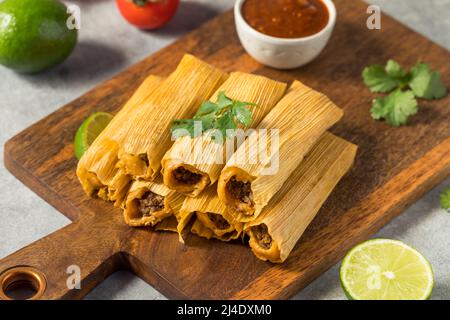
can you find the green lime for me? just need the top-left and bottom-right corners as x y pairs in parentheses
(340, 239), (434, 300)
(0, 0), (78, 73)
(74, 112), (113, 160)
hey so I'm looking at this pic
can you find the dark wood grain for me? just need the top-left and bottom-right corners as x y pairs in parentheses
(1, 0), (450, 300)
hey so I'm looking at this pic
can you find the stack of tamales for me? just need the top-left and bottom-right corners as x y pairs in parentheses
(76, 54), (357, 263)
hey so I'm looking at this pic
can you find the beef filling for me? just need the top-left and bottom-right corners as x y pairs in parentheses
(252, 224), (272, 250)
(173, 167), (202, 185)
(227, 176), (253, 204)
(138, 191), (165, 217)
(207, 212), (230, 230)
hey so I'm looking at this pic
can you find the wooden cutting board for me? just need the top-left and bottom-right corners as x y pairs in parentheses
(1, 0), (450, 300)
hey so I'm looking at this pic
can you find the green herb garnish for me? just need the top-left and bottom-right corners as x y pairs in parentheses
(371, 89), (418, 127)
(409, 63), (447, 100)
(171, 91), (256, 141)
(363, 60), (410, 93)
(440, 189), (450, 211)
(363, 60), (447, 126)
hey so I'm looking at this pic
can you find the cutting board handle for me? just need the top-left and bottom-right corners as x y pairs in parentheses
(0, 214), (123, 300)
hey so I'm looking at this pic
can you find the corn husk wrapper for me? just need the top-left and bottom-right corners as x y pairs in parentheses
(161, 72), (287, 197)
(246, 132), (357, 263)
(176, 186), (243, 242)
(154, 215), (179, 232)
(191, 219), (241, 242)
(116, 54), (227, 181)
(217, 81), (344, 223)
(76, 75), (163, 205)
(123, 176), (185, 227)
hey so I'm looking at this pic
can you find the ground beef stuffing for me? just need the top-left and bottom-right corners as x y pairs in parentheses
(252, 224), (272, 250)
(138, 191), (164, 217)
(207, 212), (230, 230)
(173, 167), (202, 185)
(227, 176), (253, 204)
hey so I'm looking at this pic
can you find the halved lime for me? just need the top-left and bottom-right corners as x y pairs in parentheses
(74, 112), (113, 160)
(340, 239), (433, 300)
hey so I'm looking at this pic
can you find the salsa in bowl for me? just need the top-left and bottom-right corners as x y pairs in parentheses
(234, 0), (336, 69)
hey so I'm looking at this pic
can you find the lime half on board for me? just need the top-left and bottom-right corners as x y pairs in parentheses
(74, 112), (113, 160)
(340, 239), (434, 300)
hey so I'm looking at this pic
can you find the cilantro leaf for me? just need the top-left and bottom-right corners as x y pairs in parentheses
(233, 101), (253, 126)
(171, 119), (196, 139)
(441, 189), (450, 211)
(370, 97), (389, 120)
(195, 101), (219, 117)
(217, 91), (233, 110)
(217, 110), (237, 138)
(385, 59), (407, 78)
(409, 62), (447, 100)
(370, 90), (418, 126)
(363, 65), (398, 93)
(362, 60), (409, 93)
(197, 112), (215, 131)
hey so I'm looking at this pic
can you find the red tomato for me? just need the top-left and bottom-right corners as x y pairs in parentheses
(116, 0), (180, 30)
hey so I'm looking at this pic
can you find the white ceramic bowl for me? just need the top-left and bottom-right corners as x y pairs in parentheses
(234, 0), (337, 69)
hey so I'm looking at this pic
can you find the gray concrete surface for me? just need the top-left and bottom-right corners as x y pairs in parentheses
(0, 0), (449, 300)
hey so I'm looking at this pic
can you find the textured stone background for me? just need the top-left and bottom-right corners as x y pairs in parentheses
(0, 0), (449, 300)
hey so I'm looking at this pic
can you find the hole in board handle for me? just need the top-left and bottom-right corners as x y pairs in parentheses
(0, 266), (47, 300)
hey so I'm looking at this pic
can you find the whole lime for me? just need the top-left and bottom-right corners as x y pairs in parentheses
(0, 0), (78, 73)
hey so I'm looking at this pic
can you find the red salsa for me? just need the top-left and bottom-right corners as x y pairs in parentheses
(242, 0), (329, 39)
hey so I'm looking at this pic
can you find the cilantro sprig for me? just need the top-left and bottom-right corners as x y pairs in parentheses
(371, 89), (418, 127)
(363, 60), (410, 93)
(362, 60), (447, 126)
(171, 91), (256, 141)
(409, 63), (447, 100)
(440, 189), (450, 211)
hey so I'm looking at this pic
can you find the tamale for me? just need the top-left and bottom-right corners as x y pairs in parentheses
(177, 186), (243, 242)
(246, 132), (357, 263)
(217, 81), (344, 223)
(123, 177), (185, 227)
(116, 54), (227, 182)
(77, 75), (163, 205)
(161, 72), (287, 197)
